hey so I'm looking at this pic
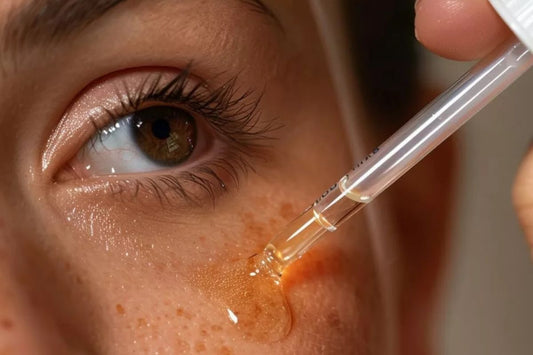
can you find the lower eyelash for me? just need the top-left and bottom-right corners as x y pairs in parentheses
(106, 150), (253, 208)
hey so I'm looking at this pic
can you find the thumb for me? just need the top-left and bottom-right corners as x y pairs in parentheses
(415, 0), (511, 60)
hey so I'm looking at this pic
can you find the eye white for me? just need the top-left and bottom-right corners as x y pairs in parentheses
(78, 114), (171, 175)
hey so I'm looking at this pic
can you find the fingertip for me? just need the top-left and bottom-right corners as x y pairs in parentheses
(415, 0), (512, 60)
(513, 145), (533, 253)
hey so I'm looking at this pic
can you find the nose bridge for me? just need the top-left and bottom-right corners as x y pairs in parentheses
(0, 204), (105, 354)
(0, 209), (74, 354)
(0, 220), (49, 354)
(0, 49), (84, 355)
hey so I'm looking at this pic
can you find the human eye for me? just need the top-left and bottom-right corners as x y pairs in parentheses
(45, 67), (276, 208)
(79, 105), (199, 175)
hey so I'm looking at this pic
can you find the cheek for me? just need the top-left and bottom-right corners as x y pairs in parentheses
(77, 218), (378, 354)
(43, 179), (381, 352)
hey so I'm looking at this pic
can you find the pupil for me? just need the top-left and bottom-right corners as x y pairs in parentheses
(151, 119), (171, 140)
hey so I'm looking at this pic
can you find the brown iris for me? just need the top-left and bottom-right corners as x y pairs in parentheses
(131, 106), (197, 165)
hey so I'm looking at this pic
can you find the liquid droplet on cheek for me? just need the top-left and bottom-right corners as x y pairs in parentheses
(190, 255), (292, 343)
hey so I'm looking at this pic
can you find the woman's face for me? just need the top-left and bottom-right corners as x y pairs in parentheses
(0, 0), (382, 353)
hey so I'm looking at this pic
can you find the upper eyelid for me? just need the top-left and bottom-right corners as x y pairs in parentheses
(94, 69), (279, 153)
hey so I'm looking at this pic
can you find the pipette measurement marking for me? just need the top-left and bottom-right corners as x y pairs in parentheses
(313, 147), (380, 206)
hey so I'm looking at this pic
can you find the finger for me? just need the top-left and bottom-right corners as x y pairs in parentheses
(513, 145), (533, 258)
(415, 0), (512, 60)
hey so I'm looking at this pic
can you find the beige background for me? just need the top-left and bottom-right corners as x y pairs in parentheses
(420, 50), (533, 355)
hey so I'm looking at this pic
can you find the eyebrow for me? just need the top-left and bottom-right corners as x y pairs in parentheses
(1, 0), (280, 54)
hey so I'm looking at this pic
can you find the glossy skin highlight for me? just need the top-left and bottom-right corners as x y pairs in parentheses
(189, 255), (292, 343)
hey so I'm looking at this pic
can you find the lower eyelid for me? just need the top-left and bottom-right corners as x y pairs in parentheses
(55, 148), (251, 210)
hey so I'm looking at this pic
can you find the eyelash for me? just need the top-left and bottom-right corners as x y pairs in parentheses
(81, 67), (277, 207)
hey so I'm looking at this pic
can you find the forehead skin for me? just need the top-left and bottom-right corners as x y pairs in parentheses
(0, 0), (382, 354)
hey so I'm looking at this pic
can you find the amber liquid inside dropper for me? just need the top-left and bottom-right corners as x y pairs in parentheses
(262, 199), (365, 276)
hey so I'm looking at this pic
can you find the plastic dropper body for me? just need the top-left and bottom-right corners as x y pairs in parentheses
(262, 36), (533, 276)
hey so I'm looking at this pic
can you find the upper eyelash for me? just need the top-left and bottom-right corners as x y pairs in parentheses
(91, 66), (279, 154)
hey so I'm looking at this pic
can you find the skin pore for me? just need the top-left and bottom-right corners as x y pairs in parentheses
(0, 0), (382, 353)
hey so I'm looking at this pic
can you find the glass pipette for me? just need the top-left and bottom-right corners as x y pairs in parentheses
(261, 36), (533, 276)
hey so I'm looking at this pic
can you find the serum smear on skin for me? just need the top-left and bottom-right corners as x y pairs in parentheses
(190, 254), (292, 342)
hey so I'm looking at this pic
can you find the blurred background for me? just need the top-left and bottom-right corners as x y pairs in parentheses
(332, 0), (533, 353)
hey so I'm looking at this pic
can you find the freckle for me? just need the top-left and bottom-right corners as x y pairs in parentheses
(279, 202), (295, 220)
(64, 262), (71, 271)
(199, 236), (206, 243)
(200, 328), (208, 337)
(211, 325), (222, 332)
(176, 307), (192, 320)
(75, 275), (83, 284)
(242, 213), (267, 240)
(0, 319), (13, 330)
(219, 346), (233, 355)
(195, 341), (206, 352)
(137, 318), (147, 328)
(116, 304), (125, 315)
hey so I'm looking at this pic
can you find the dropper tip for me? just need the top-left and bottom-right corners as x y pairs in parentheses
(260, 244), (286, 278)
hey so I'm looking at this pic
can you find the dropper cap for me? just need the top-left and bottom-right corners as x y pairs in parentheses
(489, 0), (533, 51)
